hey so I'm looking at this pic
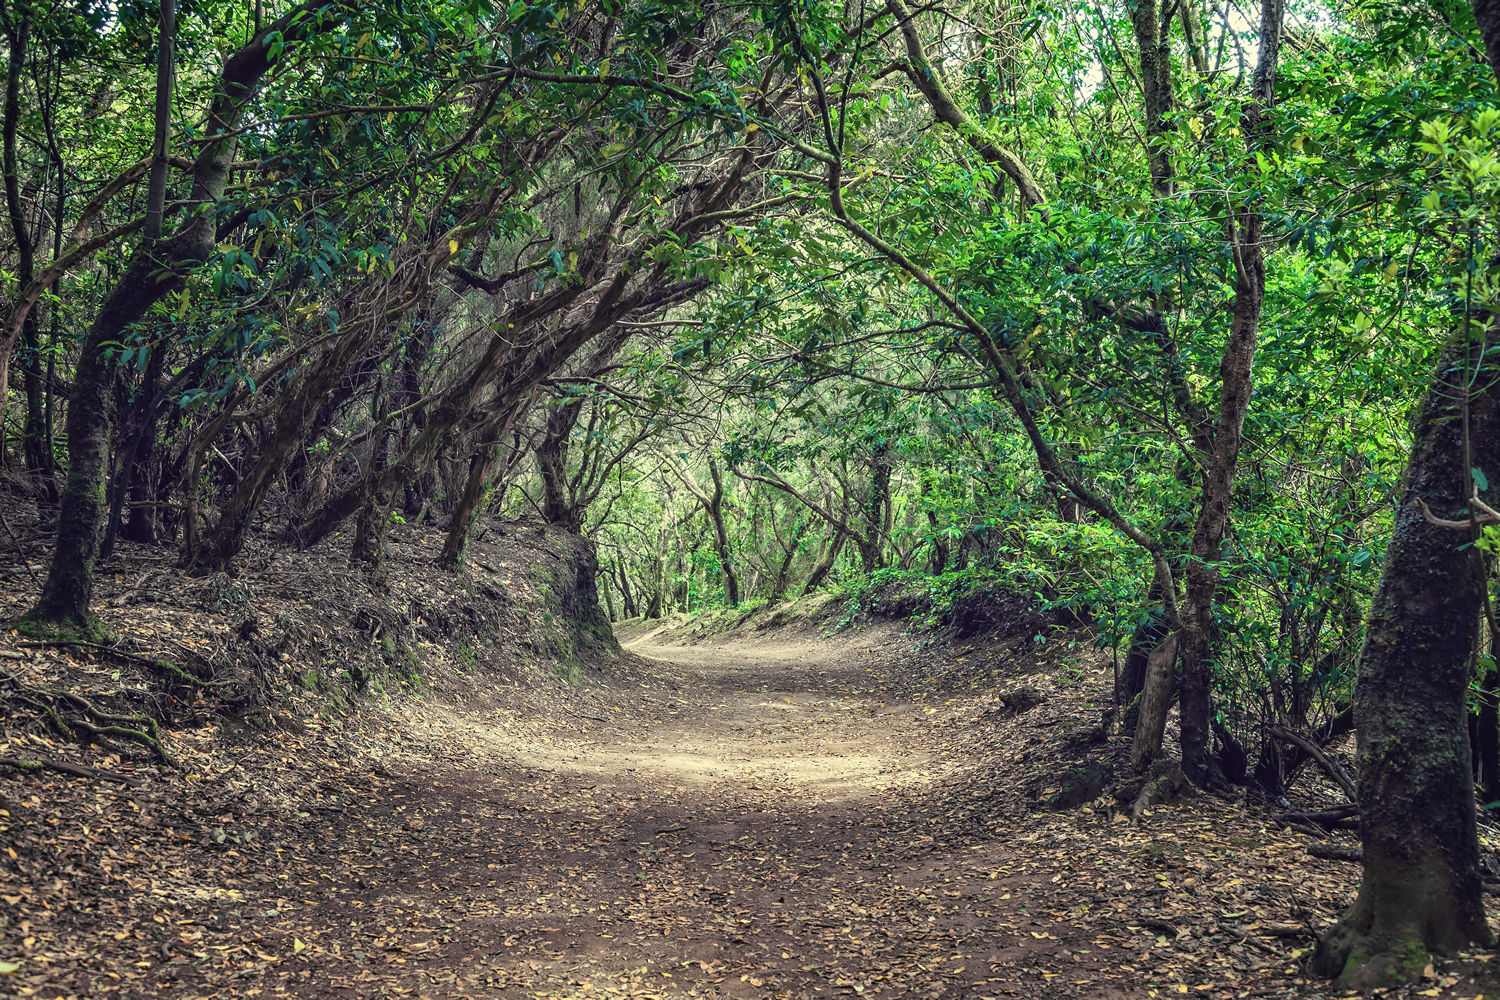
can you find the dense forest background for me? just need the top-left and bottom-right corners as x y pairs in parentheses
(4, 0), (1500, 986)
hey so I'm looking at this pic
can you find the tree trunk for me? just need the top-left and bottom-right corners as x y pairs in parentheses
(926, 509), (949, 574)
(3, 10), (50, 485)
(857, 441), (891, 573)
(1134, 0), (1281, 783)
(186, 399), (320, 573)
(1314, 5), (1500, 981)
(1128, 0), (1175, 198)
(662, 454), (741, 606)
(771, 519), (809, 601)
(1476, 0), (1500, 77)
(102, 344), (168, 558)
(802, 529), (847, 594)
(707, 460), (740, 606)
(17, 339), (118, 637)
(438, 438), (502, 569)
(350, 392), (394, 577)
(1176, 194), (1268, 786)
(350, 485), (392, 574)
(1118, 592), (1168, 727)
(1130, 635), (1178, 771)
(1312, 337), (1500, 985)
(599, 565), (617, 621)
(120, 391), (166, 545)
(616, 562), (637, 618)
(644, 560), (664, 619)
(538, 400), (584, 531)
(1477, 625), (1500, 806)
(1249, 704), (1355, 798)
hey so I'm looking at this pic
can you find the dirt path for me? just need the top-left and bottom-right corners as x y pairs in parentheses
(98, 629), (1360, 1000)
(210, 630), (1139, 1000)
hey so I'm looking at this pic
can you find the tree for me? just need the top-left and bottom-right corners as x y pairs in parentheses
(19, 0), (351, 637)
(662, 452), (740, 607)
(1313, 1), (1500, 983)
(1312, 337), (1499, 985)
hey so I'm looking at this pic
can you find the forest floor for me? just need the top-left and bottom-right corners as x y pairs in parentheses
(5, 598), (1500, 999)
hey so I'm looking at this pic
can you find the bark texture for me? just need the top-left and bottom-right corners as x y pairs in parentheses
(1130, 635), (1178, 771)
(3, 10), (50, 482)
(1312, 339), (1499, 985)
(538, 400), (586, 532)
(1128, 0), (1175, 197)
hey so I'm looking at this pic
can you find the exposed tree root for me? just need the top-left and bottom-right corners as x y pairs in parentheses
(1132, 759), (1186, 821)
(1274, 803), (1358, 833)
(0, 670), (175, 765)
(0, 755), (142, 786)
(15, 639), (226, 687)
(1308, 844), (1362, 862)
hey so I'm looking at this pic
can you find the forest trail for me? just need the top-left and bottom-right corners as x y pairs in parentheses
(178, 629), (1157, 1000)
(4, 617), (1388, 1000)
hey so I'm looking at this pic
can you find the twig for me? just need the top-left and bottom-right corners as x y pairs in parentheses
(1417, 496), (1500, 530)
(111, 571), (159, 607)
(1307, 843), (1361, 862)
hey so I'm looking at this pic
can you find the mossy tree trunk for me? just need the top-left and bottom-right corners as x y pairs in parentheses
(538, 399), (585, 532)
(102, 342), (167, 559)
(802, 528), (846, 595)
(1315, 4), (1500, 984)
(438, 435), (505, 570)
(351, 385), (395, 576)
(1312, 337), (1499, 986)
(1127, 0), (1176, 199)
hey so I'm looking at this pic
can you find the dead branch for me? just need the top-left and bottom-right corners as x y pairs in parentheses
(1274, 803), (1358, 833)
(1268, 723), (1357, 800)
